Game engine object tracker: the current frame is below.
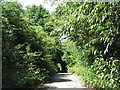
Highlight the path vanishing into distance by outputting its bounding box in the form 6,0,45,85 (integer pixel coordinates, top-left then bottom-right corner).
38,73,87,89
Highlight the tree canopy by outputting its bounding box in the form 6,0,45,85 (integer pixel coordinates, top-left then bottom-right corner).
2,0,120,89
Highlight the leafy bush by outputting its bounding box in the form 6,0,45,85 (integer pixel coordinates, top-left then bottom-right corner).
2,1,61,88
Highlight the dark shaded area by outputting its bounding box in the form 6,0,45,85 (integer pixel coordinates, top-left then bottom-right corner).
54,49,68,73
52,79,71,82
49,73,72,83
60,61,67,73
36,86,57,89
57,61,67,73
44,73,72,84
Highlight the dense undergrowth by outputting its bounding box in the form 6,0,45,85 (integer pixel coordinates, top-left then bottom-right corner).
62,39,120,89
2,1,62,88
1,0,120,89
59,1,120,89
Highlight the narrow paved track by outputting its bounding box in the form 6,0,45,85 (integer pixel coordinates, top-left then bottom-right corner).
38,73,87,88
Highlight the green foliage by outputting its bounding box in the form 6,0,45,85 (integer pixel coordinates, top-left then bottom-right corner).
25,5,50,26
59,1,120,89
2,1,61,88
62,40,120,89
2,0,120,89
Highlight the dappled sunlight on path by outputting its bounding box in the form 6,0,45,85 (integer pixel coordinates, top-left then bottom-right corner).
38,73,87,88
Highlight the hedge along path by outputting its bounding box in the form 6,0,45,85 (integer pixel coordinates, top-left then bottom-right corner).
38,73,87,88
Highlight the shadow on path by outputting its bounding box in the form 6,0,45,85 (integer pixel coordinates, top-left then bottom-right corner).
37,73,87,89
52,78,71,82
49,73,72,83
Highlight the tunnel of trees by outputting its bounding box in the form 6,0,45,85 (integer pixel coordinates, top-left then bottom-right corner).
1,0,120,89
